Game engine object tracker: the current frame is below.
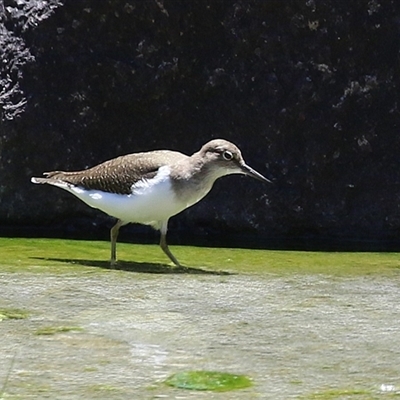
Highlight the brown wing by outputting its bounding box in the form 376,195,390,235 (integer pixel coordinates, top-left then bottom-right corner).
40,150,188,195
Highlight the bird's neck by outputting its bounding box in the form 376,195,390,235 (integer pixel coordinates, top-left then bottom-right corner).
169,154,224,206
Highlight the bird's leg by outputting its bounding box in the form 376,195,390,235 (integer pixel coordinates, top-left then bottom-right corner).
159,220,181,267
110,219,124,267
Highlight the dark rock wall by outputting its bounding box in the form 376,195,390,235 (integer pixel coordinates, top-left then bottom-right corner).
1,0,400,244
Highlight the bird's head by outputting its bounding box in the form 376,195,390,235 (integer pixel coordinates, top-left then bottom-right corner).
198,139,271,183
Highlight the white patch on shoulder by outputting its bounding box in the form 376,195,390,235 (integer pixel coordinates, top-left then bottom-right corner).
131,165,171,195
57,165,188,227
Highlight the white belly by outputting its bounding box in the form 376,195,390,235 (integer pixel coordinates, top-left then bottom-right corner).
59,166,190,227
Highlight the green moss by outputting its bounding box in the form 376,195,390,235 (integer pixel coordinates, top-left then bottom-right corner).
165,370,252,392
0,308,29,320
34,326,83,335
1,237,400,277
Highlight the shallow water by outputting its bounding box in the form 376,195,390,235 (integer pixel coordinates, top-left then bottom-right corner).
1,270,400,399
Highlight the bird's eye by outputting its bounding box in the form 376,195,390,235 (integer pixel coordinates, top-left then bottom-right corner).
222,151,233,161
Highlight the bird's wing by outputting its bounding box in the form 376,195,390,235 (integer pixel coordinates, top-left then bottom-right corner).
33,150,188,195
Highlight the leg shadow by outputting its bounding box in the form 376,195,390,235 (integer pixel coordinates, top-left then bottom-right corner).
30,257,232,275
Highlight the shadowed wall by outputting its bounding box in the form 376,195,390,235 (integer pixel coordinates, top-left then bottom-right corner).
1,0,400,246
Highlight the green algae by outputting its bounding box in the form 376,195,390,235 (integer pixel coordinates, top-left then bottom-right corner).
1,237,400,277
165,370,252,392
34,326,83,335
0,308,29,321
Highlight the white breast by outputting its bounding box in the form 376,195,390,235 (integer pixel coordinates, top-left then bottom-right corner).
60,166,189,228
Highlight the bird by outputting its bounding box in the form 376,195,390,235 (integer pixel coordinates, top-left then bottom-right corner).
31,139,271,267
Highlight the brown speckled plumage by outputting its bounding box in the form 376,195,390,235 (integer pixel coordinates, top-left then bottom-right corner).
35,151,188,194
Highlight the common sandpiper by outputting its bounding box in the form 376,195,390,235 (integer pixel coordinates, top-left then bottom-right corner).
31,139,270,267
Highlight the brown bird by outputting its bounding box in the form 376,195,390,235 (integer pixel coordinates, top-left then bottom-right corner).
31,139,270,267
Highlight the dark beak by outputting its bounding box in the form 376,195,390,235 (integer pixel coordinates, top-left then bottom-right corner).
241,163,272,183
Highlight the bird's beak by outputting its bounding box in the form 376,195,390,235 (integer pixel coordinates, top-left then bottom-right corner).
241,163,272,183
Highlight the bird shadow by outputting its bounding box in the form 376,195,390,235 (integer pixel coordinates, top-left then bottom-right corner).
30,257,232,275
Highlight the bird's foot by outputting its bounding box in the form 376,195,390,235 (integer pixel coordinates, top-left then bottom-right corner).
172,264,190,273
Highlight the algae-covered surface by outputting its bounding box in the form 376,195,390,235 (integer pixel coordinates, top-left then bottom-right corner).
1,238,400,399
165,370,252,391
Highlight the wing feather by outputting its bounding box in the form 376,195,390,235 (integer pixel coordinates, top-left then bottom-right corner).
34,150,188,195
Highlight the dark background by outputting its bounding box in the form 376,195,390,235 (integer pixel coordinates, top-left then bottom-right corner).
1,0,400,250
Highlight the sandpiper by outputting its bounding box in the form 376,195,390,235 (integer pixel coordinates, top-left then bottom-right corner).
31,139,270,267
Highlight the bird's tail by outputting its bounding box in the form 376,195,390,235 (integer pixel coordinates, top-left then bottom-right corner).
31,171,70,188
31,177,49,184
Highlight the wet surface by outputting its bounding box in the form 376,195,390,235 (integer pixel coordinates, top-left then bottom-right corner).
1,269,400,398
